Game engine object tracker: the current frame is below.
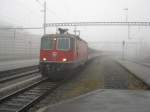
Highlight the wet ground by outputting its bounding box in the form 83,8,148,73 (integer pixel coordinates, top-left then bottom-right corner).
28,56,149,112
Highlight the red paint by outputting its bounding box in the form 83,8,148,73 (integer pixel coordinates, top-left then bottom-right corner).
40,50,75,62
40,34,88,65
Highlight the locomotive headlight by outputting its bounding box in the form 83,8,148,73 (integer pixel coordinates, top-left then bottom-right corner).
62,58,67,62
43,58,47,61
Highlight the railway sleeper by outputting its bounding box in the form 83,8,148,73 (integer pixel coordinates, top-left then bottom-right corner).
10,98,31,103
3,102,23,107
1,103,22,108
0,107,17,112
16,96,36,100
20,93,39,98
28,89,46,93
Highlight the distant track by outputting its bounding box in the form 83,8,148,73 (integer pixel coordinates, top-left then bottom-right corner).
0,69,39,83
125,59,150,68
132,61,150,68
0,66,39,83
116,59,150,88
0,78,61,112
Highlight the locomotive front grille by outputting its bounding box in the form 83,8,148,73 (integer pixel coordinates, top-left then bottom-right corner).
52,52,58,58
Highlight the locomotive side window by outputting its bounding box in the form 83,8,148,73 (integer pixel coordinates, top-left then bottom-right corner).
41,38,54,50
57,38,70,50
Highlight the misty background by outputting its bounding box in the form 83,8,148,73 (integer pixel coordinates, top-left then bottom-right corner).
0,0,150,62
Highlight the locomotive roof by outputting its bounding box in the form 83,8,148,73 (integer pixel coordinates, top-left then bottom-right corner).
42,33,87,44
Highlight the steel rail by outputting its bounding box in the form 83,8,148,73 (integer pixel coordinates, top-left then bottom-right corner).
0,78,60,112
0,78,46,103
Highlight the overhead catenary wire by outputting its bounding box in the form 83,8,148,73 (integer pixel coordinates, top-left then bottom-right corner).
35,0,65,22
0,27,43,30
45,21,150,27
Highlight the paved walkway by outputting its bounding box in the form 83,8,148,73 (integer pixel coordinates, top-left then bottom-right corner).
117,59,150,86
38,89,150,112
0,59,39,71
36,57,150,112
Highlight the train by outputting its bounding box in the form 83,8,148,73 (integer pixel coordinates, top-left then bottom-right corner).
39,28,88,80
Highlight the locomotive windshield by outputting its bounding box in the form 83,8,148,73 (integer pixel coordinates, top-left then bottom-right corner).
41,38,54,50
57,38,70,50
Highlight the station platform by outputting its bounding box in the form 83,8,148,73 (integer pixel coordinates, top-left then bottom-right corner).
38,89,150,112
118,59,150,86
37,58,150,112
0,59,39,71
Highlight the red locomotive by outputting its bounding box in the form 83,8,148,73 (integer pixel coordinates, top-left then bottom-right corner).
39,28,88,80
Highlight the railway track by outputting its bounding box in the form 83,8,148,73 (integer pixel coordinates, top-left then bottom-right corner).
0,78,60,112
0,62,88,112
121,59,150,68
116,60,150,89
129,60,150,68
0,66,39,83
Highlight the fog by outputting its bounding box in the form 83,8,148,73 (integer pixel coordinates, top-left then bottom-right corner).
0,0,150,62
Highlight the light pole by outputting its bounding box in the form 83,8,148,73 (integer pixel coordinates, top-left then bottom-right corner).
36,0,46,35
123,8,128,22
13,29,16,58
122,40,125,60
74,25,77,35
123,8,130,39
43,0,46,35
122,8,129,60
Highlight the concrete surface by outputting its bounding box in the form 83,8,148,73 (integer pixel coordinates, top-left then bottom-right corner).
38,89,150,112
0,59,39,71
118,59,150,86
34,57,149,112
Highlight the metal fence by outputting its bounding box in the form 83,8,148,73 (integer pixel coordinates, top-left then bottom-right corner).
0,29,41,61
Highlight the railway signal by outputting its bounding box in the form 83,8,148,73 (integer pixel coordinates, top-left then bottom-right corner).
122,40,125,60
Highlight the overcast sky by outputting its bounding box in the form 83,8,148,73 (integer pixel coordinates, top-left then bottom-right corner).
0,0,150,41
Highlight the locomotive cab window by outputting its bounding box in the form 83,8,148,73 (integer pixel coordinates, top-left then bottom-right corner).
41,38,54,50
57,38,70,50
